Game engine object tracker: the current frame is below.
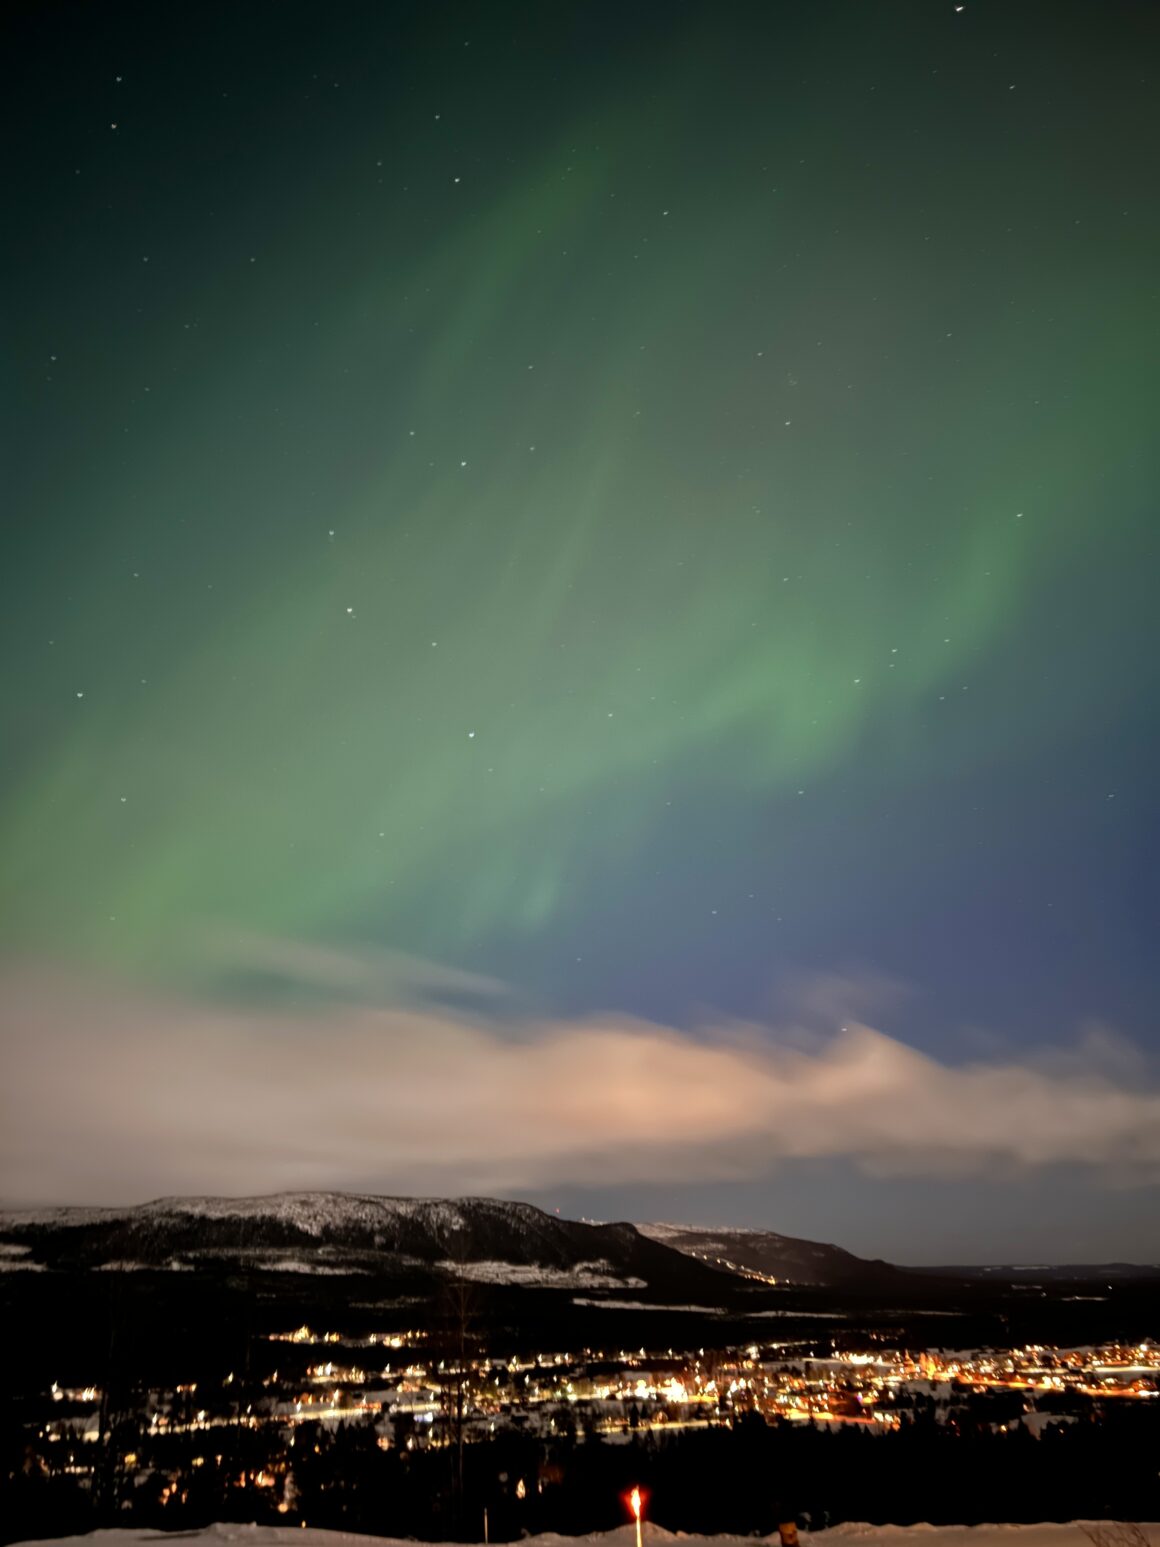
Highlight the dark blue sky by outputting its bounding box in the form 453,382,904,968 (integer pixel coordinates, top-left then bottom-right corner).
3,0,1158,1258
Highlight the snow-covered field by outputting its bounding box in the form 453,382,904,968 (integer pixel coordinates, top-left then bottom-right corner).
12,1521,1157,1547
0,1242,43,1271
572,1297,723,1312
436,1258,647,1289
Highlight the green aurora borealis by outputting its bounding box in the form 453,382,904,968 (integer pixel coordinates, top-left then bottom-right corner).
3,0,1159,1251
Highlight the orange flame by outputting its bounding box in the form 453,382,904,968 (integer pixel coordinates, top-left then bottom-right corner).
629,1487,643,1521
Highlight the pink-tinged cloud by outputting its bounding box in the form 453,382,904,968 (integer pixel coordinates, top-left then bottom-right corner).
2,963,1158,1205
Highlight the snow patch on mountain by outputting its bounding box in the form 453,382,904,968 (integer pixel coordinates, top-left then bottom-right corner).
572,1297,723,1312
441,1259,646,1288
638,1221,766,1242
0,1244,44,1271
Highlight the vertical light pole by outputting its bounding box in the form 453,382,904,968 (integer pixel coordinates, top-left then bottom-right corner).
629,1486,643,1547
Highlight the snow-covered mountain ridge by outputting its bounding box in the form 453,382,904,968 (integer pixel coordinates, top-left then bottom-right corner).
0,1193,910,1290
0,1192,728,1295
3,1192,537,1237
637,1220,904,1286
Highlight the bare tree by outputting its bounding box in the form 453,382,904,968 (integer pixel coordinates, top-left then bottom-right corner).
431,1269,480,1528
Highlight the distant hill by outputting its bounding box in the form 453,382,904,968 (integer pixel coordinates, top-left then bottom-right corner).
9,1192,1152,1300
909,1261,1160,1283
0,1192,733,1299
0,1193,929,1295
637,1220,911,1287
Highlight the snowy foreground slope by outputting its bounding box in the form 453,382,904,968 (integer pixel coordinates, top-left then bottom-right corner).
12,1521,1158,1547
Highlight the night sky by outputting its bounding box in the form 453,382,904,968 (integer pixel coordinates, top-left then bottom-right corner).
3,0,1158,1261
